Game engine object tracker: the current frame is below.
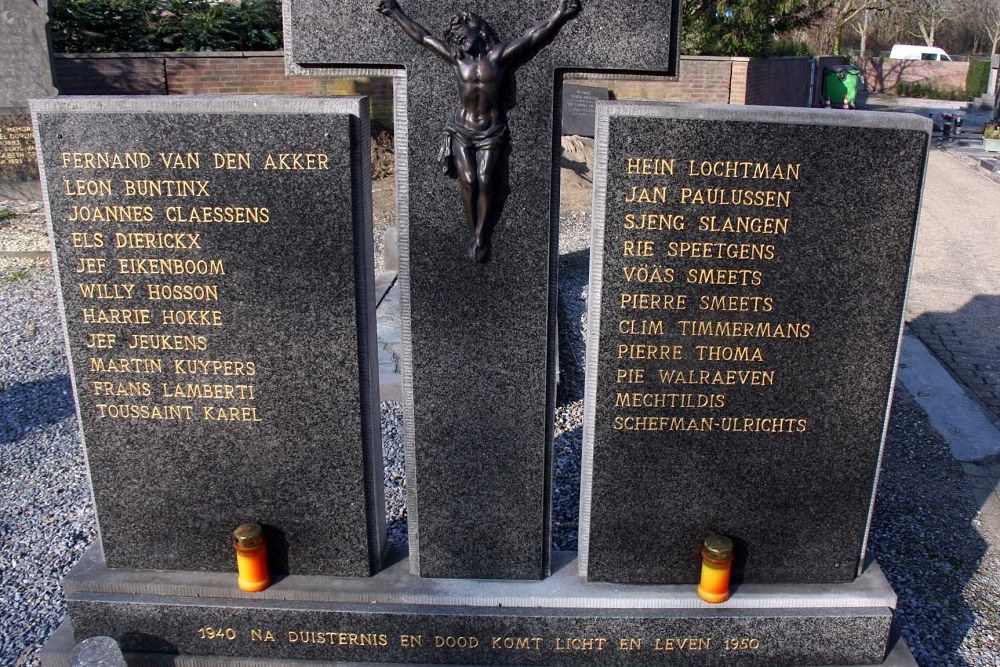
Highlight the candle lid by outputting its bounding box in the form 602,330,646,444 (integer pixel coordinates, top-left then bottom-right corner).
703,534,734,560
233,523,264,549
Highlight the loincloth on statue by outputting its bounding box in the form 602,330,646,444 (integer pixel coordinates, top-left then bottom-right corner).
437,118,508,177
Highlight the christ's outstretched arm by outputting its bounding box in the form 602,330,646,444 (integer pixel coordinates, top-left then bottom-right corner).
499,0,581,65
377,0,454,63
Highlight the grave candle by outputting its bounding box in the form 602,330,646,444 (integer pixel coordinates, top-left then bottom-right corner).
697,534,734,603
233,523,270,592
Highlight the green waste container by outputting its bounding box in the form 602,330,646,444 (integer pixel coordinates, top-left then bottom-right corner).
823,65,861,108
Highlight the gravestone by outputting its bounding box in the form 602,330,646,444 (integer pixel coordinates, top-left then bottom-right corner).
561,83,609,137
284,0,681,580
1,0,56,199
32,96,385,576
580,102,930,584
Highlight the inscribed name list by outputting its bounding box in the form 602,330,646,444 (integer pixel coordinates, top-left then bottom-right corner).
581,103,929,584
34,98,383,575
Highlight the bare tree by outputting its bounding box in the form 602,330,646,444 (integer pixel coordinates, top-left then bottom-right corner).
899,0,960,46
983,0,1000,56
826,0,894,54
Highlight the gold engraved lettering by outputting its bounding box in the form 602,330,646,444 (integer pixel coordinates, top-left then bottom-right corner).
698,295,773,313
123,179,209,197
658,369,774,386
679,188,791,208
666,241,775,261
68,205,154,223
625,186,668,203
626,157,674,175
622,265,674,284
620,293,687,311
617,319,664,336
78,283,134,300
623,240,654,256
173,359,256,377
89,357,162,373
613,416,715,432
75,258,106,274
619,638,642,651
164,206,269,224
250,629,276,642
615,368,645,384
213,153,251,170
654,637,712,651
60,152,151,169
617,344,682,360
686,268,762,286
399,635,423,648
719,417,807,433
114,232,201,249
147,284,219,302
262,153,330,170
491,637,543,651
698,215,789,235
161,309,223,326
85,334,116,349
554,638,607,652
434,636,480,649
615,393,725,409
81,308,150,325
64,179,112,196
694,345,764,362
159,152,201,169
95,403,194,420
679,320,809,339
686,160,800,180
624,213,684,231
202,406,262,422
162,383,254,400
128,334,208,351
118,258,224,276
71,232,104,249
92,381,151,397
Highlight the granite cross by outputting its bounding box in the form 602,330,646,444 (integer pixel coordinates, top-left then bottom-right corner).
284,0,679,579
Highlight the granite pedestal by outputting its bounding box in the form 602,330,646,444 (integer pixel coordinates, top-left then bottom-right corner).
41,542,914,667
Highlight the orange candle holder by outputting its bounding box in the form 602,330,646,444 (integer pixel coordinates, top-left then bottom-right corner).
697,534,734,604
233,523,270,592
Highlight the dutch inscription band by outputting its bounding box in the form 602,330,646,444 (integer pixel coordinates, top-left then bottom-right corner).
377,0,580,263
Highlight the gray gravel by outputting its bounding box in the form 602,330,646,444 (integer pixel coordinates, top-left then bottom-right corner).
1,204,998,666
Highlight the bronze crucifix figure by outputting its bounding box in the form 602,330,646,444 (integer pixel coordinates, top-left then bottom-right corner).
378,0,581,262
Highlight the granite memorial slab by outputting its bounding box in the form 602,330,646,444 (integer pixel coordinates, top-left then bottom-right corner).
283,0,681,580
32,96,385,576
0,0,56,198
580,102,931,584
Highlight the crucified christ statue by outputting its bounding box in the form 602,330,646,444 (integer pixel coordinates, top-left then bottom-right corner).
378,0,581,263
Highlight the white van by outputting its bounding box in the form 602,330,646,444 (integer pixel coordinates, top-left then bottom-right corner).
889,44,952,61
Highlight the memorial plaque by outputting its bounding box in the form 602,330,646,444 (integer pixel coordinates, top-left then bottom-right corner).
580,102,930,584
0,0,56,196
33,96,385,576
561,83,610,137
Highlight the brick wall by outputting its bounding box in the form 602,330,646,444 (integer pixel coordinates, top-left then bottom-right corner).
862,58,970,93
54,52,831,127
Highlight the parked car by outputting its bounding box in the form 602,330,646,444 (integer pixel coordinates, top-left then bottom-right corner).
889,44,952,61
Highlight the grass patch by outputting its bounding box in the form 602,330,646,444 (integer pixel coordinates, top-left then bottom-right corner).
895,81,972,101
2,268,31,283
0,208,17,227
